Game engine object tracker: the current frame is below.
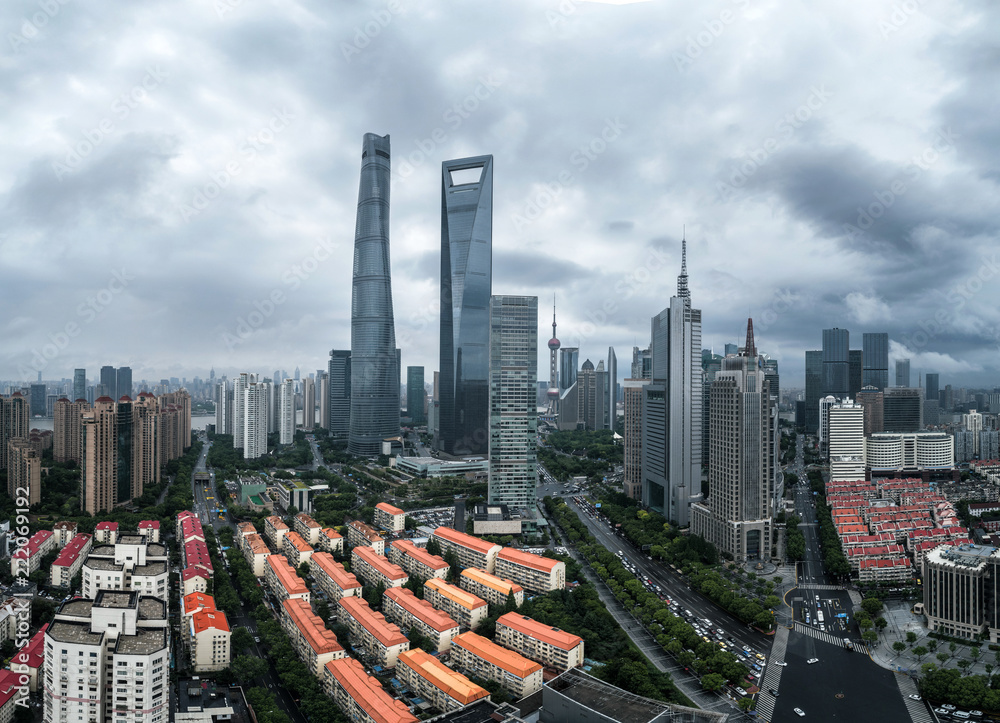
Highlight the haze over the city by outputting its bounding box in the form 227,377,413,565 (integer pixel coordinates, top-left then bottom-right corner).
2,0,998,388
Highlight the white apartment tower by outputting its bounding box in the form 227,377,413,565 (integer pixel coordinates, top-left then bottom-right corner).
244,380,269,460
233,372,251,449
829,399,865,482
279,379,295,445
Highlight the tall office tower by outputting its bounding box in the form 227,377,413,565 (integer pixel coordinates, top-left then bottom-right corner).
762,358,779,405
487,295,537,511
822,328,850,399
7,438,41,506
545,303,560,417
943,385,954,411
158,390,192,454
926,373,940,402
848,349,863,398
317,371,330,431
233,372,251,448
690,319,777,561
406,367,426,424
895,358,911,387
294,366,301,382
29,383,46,416
73,368,86,401
607,347,618,429
883,387,922,432
244,380,269,459
53,397,89,463
81,397,118,514
924,399,940,427
559,348,579,390
641,238,702,525
46,393,59,418
631,346,652,379
724,343,738,356
328,350,351,440
117,366,132,399
856,386,884,436
702,352,724,465
862,332,889,389
100,365,117,400
622,378,649,500
0,392,30,470
302,376,316,431
829,399,865,482
44,591,170,723
577,360,606,432
214,380,231,435
278,379,295,445
804,350,822,434
964,409,984,456
819,395,837,452
349,132,401,456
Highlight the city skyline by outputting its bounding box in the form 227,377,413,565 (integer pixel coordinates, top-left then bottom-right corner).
2,3,999,390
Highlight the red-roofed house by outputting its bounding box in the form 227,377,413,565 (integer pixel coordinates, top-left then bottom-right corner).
374,502,406,534
10,529,55,576
0,668,26,719
281,598,346,676
338,597,409,668
138,519,161,543
431,527,501,573
10,623,46,692
50,533,93,588
94,521,119,544
182,566,211,596
190,609,231,672
323,658,417,723
383,588,460,652
496,612,585,670
495,548,565,595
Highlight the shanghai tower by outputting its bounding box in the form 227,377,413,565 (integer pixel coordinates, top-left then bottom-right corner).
439,155,493,456
349,133,400,455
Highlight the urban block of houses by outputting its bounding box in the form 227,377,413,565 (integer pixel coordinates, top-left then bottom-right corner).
347,521,386,555
323,657,417,723
351,546,408,590
338,596,410,669
382,587,460,653
294,513,323,546
423,578,488,631
494,548,566,596
265,554,310,603
374,502,406,534
450,631,543,699
495,612,585,671
309,552,362,603
387,540,448,582
281,598,346,677
395,648,490,713
243,533,273,577
431,527,500,573
459,568,524,608
50,533,93,588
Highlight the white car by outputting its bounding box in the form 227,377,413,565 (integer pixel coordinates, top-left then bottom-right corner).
794,707,805,716
908,694,921,701
775,661,788,667
806,658,819,664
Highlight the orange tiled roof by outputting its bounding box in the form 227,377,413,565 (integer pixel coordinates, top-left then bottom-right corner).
324,658,417,723
192,609,230,634
285,531,314,553
282,598,344,655
391,540,448,572
312,552,362,591
452,632,542,678
497,613,583,651
460,568,522,596
266,555,309,596
354,546,408,581
432,527,500,556
398,649,489,705
384,588,459,633
376,502,405,516
497,547,562,573
424,578,487,611
339,597,408,648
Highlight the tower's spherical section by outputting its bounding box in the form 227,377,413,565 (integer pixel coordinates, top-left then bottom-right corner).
548,337,561,350
547,388,560,399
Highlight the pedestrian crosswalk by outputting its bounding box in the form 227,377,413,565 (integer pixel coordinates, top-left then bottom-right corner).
896,672,933,723
797,583,843,590
792,622,869,655
755,627,788,722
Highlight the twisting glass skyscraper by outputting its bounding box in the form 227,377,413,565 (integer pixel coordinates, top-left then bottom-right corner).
349,133,400,456
439,155,493,456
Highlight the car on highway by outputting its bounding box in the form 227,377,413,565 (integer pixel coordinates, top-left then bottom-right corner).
806,658,819,664
775,661,788,666
254,636,261,643
908,694,921,701
769,688,779,697
793,707,805,716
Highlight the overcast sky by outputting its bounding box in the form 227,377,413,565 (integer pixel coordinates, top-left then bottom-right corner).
2,0,998,390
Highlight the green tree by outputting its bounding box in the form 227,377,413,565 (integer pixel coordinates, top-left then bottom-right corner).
906,631,918,646
738,698,754,713
892,641,906,656
861,596,883,617
937,652,950,665
231,628,254,652
912,646,928,662
875,617,888,632
426,538,442,556
701,673,725,693
231,655,269,684
298,562,311,578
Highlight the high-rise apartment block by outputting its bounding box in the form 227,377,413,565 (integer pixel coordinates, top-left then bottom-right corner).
52,397,88,464
7,438,41,506
244,379,269,459
691,320,778,561
349,133,401,456
622,378,649,500
439,155,493,456
302,376,315,431
278,379,295,445
828,400,865,482
233,373,250,449
214,380,232,435
0,393,30,471
487,295,538,512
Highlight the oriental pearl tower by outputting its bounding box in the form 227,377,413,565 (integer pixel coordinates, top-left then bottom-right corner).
546,297,560,418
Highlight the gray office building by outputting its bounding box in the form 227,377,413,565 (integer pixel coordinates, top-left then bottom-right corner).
805,350,822,434
29,383,46,417
73,369,86,401
895,358,911,388
849,349,863,398
100,365,117,400
328,351,351,440
116,366,132,400
439,155,493,456
884,387,922,433
559,347,579,390
863,332,889,389
487,295,538,511
606,346,617,430
822,328,850,399
348,133,400,456
406,366,426,425
926,373,940,402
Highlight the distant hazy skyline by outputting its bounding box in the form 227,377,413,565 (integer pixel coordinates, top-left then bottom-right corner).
2,1,998,389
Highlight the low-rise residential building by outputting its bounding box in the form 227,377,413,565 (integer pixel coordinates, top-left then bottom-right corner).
396,649,490,713
181,567,211,596
431,527,501,573
282,531,315,569
294,513,322,546
281,598,346,677
81,537,169,602
347,520,385,555
323,657,417,723
495,613,585,671
182,592,217,625
459,568,524,608
451,631,543,699
310,552,362,603
176,510,197,537
319,527,345,554
387,540,448,581
383,588,460,653
138,520,161,543
374,502,406,535
190,608,231,672
50,533,93,588
52,521,79,547
264,515,290,549
236,521,258,549
494,548,565,596
243,533,272,577
93,521,119,544
11,623,46,692
10,529,55,577
265,554,310,603
352,546,408,590
338,596,410,668
423,578,488,631
0,668,27,721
